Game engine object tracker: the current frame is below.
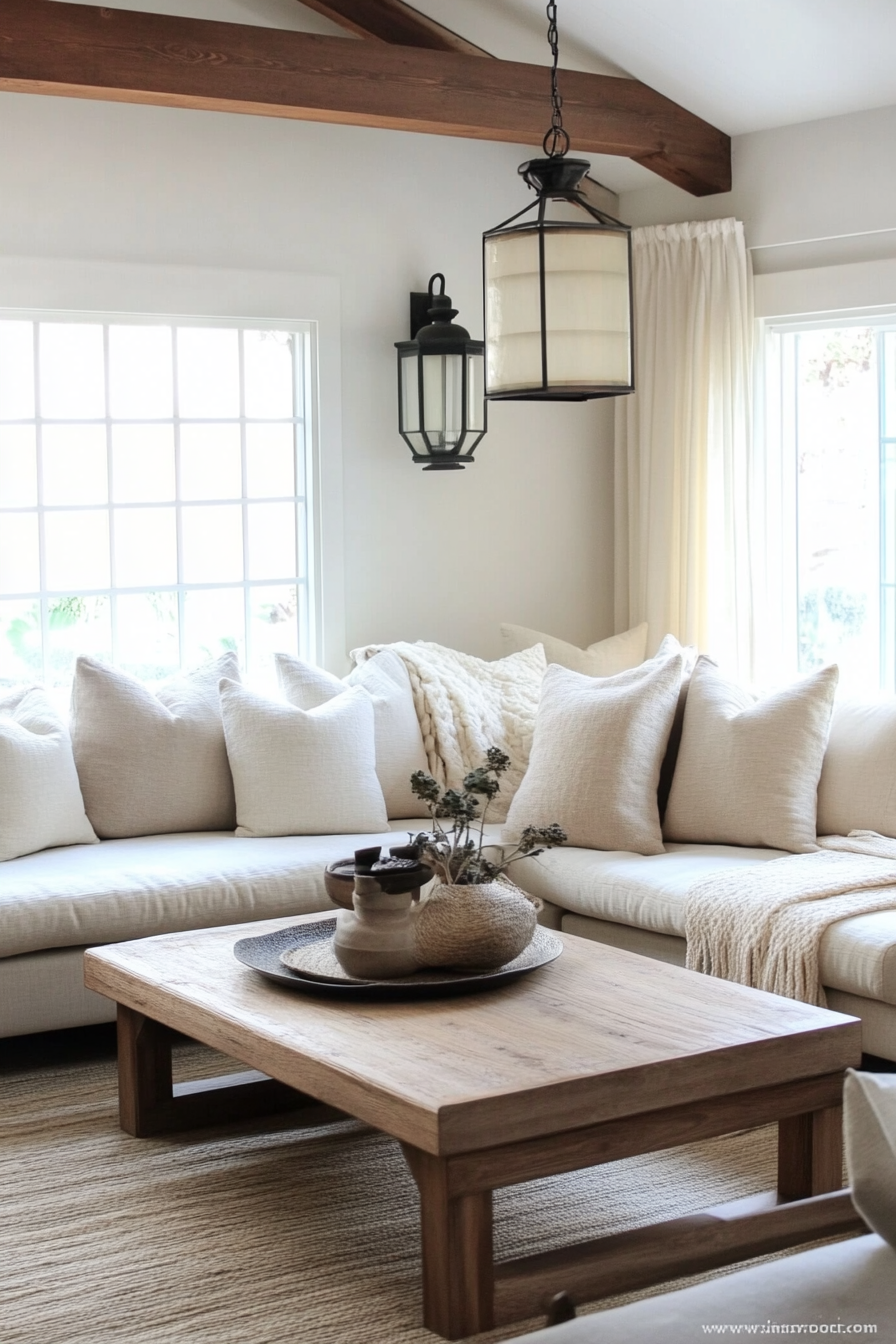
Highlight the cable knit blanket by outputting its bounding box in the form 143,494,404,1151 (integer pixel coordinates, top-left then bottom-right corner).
686,831,896,1007
350,641,547,822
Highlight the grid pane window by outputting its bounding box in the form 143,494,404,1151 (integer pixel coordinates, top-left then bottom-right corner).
0,315,312,690
772,322,896,692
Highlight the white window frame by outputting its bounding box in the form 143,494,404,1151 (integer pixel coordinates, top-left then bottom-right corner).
0,257,345,671
753,258,896,688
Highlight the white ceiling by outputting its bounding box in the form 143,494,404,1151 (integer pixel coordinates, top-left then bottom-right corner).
412,0,896,138
47,0,896,194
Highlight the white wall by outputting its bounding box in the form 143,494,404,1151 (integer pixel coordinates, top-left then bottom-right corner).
0,90,614,670
620,103,896,277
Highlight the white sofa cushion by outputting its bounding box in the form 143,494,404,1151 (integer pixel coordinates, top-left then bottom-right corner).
664,657,838,853
505,1234,895,1344
818,697,896,838
70,654,238,839
515,840,896,1006
0,687,97,861
220,679,389,837
845,1069,896,1249
504,655,682,855
513,842,785,937
0,823,431,958
275,650,428,818
499,621,649,676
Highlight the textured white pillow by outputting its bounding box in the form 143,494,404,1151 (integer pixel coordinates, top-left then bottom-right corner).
817,698,896,838
0,687,98,861
500,621,649,677
71,654,239,839
219,679,388,837
844,1069,896,1248
503,655,683,855
275,650,428,817
663,658,838,853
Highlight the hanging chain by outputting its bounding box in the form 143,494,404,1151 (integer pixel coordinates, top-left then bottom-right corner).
543,0,569,158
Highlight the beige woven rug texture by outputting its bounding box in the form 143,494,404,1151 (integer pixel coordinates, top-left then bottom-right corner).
0,1043,837,1344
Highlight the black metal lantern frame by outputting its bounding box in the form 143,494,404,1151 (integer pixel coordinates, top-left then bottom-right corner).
481,1,635,403
395,274,487,471
483,157,635,402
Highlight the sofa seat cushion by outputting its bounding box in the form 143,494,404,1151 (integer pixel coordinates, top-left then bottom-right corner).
507,1234,894,1344
821,910,896,1007
512,842,786,938
0,822,429,959
514,842,896,1007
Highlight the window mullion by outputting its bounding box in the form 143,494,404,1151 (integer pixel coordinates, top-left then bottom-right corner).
239,329,251,676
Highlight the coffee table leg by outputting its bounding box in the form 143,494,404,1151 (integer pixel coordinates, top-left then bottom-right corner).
777,1102,843,1200
402,1144,495,1339
118,1004,175,1136
116,1004,347,1137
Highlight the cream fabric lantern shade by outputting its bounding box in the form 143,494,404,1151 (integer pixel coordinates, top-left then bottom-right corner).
483,159,635,401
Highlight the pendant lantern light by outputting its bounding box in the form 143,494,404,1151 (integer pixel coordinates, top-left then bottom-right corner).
395,273,487,470
483,2,635,402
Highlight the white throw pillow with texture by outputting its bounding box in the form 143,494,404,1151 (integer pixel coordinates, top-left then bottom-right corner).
844,1069,896,1248
71,654,239,839
219,678,388,837
503,654,683,855
663,657,838,853
275,650,428,817
0,687,98,861
817,698,896,838
500,621,649,677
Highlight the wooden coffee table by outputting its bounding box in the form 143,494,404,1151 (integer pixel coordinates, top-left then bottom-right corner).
84,913,865,1340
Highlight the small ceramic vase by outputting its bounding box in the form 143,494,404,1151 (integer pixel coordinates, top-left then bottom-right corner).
413,879,537,971
333,874,421,979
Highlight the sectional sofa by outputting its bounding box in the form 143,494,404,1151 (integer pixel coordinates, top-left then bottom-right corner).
2,637,896,1063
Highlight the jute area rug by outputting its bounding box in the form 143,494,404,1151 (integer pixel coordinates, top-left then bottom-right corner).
0,1039,834,1344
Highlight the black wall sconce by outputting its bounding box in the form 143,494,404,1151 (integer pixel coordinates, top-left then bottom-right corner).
395,273,487,470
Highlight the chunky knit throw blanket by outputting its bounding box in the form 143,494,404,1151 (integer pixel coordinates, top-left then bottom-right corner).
686,831,896,1007
350,641,547,822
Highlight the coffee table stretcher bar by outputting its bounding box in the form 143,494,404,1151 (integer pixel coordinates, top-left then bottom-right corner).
84,915,865,1341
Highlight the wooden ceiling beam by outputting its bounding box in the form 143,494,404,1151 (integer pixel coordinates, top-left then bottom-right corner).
297,0,490,57
0,1,731,196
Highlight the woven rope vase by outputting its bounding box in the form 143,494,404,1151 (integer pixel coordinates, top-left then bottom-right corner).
413,879,537,971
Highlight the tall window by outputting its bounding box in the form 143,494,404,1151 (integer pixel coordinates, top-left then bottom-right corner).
0,315,314,691
765,318,896,693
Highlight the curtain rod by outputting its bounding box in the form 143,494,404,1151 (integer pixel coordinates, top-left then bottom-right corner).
747,225,896,253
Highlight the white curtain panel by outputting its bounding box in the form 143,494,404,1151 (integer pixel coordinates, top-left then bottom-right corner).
614,218,755,677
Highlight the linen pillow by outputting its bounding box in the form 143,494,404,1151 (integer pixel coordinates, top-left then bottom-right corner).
275,650,428,818
663,657,839,853
503,654,683,855
0,687,98,861
844,1069,896,1248
219,678,388,837
500,621,649,677
349,640,548,822
817,698,896,838
71,654,239,839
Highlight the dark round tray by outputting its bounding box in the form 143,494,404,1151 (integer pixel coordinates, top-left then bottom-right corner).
233,918,562,1001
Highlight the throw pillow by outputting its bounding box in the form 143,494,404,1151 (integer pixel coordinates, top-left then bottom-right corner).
349,640,548,823
663,658,839,853
817,698,896,838
844,1069,896,1248
499,621,649,676
219,679,388,837
275,650,428,818
503,654,683,855
71,653,239,839
0,687,98,861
